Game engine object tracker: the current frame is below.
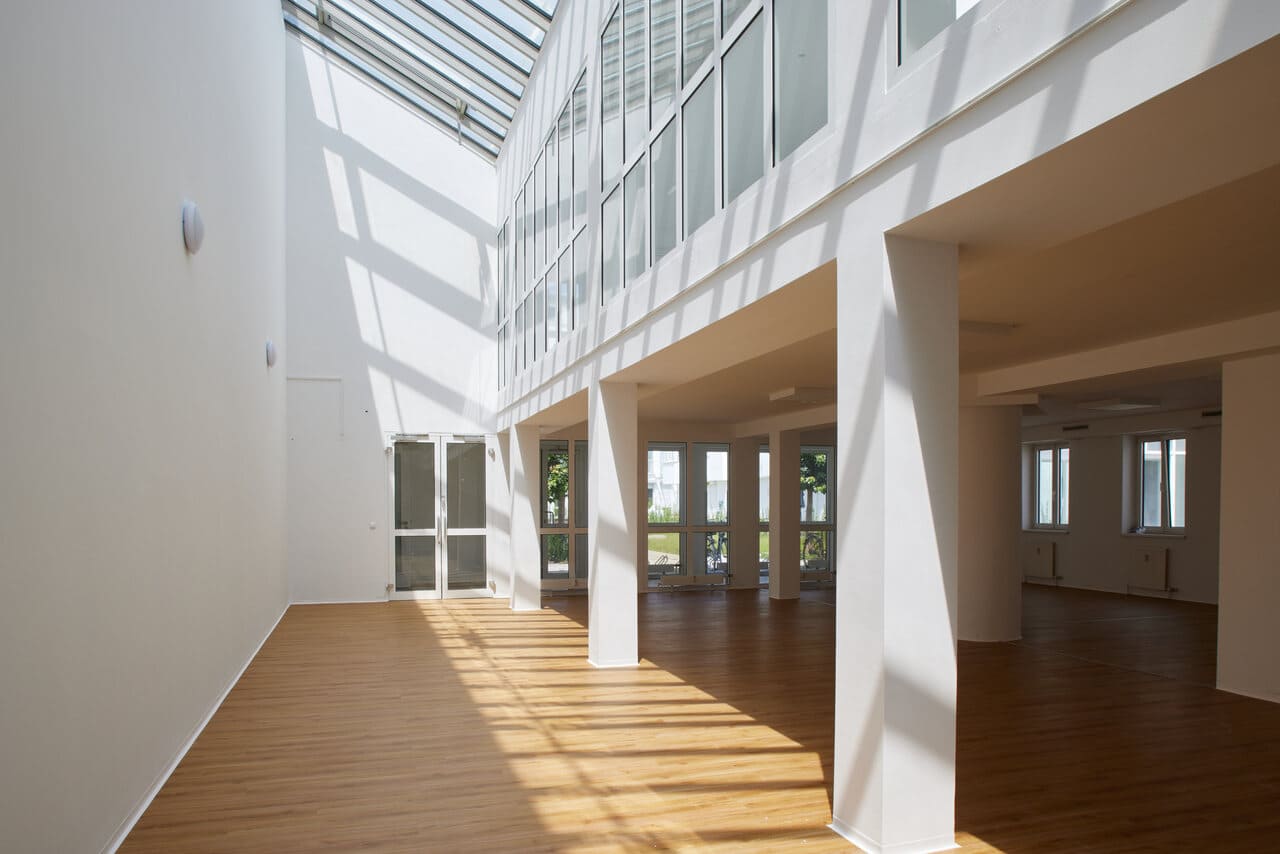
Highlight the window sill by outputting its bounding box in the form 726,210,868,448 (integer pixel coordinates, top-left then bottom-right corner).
1023,528,1068,534
1122,531,1186,540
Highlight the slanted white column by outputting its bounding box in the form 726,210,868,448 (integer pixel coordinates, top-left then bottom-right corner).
1218,352,1280,702
958,405,1023,642
509,421,542,612
588,380,639,667
832,235,958,853
768,429,801,600
729,436,761,589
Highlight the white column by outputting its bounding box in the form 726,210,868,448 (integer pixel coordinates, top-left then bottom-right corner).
488,431,513,599
958,405,1022,642
509,421,542,612
588,380,639,667
729,436,761,589
1218,352,1280,702
768,429,801,599
832,235,958,853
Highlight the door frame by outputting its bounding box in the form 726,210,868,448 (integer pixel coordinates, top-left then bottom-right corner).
386,432,494,600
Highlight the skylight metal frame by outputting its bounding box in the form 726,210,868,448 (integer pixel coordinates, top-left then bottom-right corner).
282,0,559,161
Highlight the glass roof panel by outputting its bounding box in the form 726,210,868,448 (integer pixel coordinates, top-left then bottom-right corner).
282,0,558,161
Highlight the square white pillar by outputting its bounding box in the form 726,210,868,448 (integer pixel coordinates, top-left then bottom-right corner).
832,235,959,853
958,405,1023,642
588,380,639,667
509,422,542,612
1218,352,1280,702
729,436,762,589
769,429,802,599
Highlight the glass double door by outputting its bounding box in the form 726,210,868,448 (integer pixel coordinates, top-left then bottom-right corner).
392,435,489,599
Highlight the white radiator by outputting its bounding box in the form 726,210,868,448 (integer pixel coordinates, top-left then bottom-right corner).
1129,547,1170,591
1022,541,1057,580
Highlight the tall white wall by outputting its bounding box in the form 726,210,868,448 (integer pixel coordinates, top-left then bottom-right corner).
1218,353,1280,702
284,38,498,603
0,4,287,851
1018,418,1221,604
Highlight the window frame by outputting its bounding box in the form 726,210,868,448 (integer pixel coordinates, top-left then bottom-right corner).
1136,435,1187,534
1031,443,1070,530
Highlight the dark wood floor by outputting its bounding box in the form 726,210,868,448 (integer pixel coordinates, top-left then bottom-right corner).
123,585,1280,852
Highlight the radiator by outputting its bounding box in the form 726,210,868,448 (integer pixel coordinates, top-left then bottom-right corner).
1022,540,1057,580
657,574,726,588
1129,547,1170,591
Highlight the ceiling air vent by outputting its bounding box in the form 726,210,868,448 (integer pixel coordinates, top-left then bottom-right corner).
1062,424,1090,432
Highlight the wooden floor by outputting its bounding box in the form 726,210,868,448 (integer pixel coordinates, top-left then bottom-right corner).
123,586,1280,852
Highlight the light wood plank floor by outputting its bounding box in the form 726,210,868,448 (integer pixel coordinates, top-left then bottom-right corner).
123,587,1280,852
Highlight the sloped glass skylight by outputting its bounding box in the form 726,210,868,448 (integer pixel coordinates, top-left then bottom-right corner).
283,0,558,161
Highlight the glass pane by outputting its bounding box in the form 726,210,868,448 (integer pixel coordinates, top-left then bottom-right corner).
515,190,525,296
541,440,570,527
800,530,831,571
683,0,714,85
447,441,486,529
652,119,678,262
395,535,436,591
533,281,545,360
623,0,647,155
497,226,506,319
573,232,589,328
648,531,684,582
723,13,764,204
691,443,729,525
394,442,435,529
648,443,684,523
703,531,729,574
1037,447,1054,526
574,532,589,583
775,0,828,161
900,0,977,63
723,0,751,35
1142,440,1163,527
683,71,716,235
498,326,505,390
534,153,545,274
624,157,647,284
542,533,570,580
1168,438,1186,527
759,448,770,522
1058,447,1070,526
573,78,589,225
602,187,622,303
758,530,769,582
558,106,572,244
800,446,832,523
523,295,533,367
523,178,533,290
651,0,678,119
544,140,556,261
514,304,524,373
546,262,559,348
574,441,589,528
446,535,486,590
601,11,623,187
558,248,571,340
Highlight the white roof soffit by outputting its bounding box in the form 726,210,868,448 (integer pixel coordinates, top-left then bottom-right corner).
282,0,558,162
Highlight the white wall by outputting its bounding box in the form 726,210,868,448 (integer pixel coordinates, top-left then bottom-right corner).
0,4,287,851
1218,353,1280,701
284,38,499,603
1019,415,1222,604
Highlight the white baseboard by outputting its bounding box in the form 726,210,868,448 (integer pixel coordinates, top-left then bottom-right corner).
291,598,387,605
102,603,290,854
1217,683,1280,705
828,819,957,854
589,658,640,669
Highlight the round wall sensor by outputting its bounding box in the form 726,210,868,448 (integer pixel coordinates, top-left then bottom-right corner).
265,339,278,368
181,201,204,254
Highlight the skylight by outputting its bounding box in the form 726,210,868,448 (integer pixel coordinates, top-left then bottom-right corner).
283,0,558,161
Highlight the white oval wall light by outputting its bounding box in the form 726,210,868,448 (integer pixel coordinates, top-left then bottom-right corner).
181,201,204,254
265,339,278,368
